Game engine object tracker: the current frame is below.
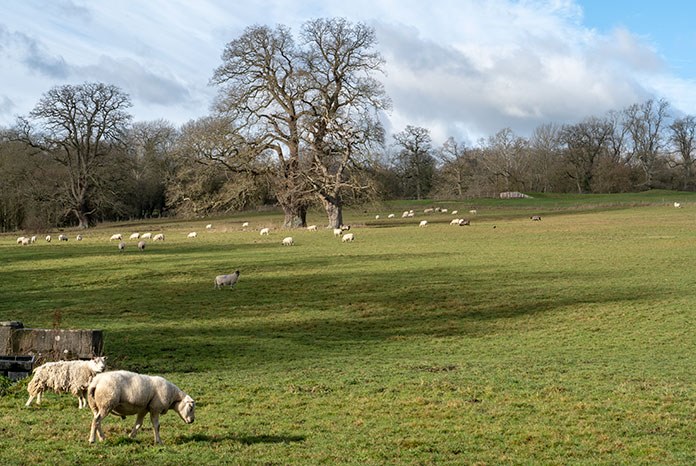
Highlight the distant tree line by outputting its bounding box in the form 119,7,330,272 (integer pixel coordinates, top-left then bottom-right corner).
1,19,695,233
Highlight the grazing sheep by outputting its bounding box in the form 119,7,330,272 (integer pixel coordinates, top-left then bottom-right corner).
531,215,542,221
401,211,409,218
242,222,249,228
333,228,343,237
21,237,30,245
469,209,478,215
87,370,195,444
387,213,395,218
110,234,122,241
206,224,212,229
307,225,318,231
59,234,68,241
450,218,461,225
458,219,470,226
141,232,152,239
76,234,83,241
129,233,140,240
451,210,458,215
153,233,165,241
214,270,240,289
441,208,448,213
407,211,415,217
45,235,52,242
282,236,294,246
17,236,25,244
674,202,682,208
375,215,380,219
260,228,270,236
424,208,434,214
30,235,37,243
26,356,107,409
187,232,198,238
340,225,351,231
342,233,355,242
118,241,126,252
138,241,146,251
419,220,428,227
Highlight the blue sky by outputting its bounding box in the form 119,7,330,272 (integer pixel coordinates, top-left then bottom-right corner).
1,0,695,144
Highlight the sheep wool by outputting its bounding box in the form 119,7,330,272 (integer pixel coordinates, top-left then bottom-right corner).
88,370,195,444
342,233,355,242
214,270,240,289
26,356,107,409
282,236,294,246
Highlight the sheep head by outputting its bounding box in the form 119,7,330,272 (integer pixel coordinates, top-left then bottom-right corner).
175,395,195,424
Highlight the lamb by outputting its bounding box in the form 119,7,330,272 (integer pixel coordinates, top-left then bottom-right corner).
333,228,343,237
458,219,470,226
76,234,83,241
110,233,122,241
307,225,318,231
187,232,198,238
138,240,146,251
17,236,25,244
214,270,240,289
530,215,542,221
282,236,294,246
45,235,52,242
451,210,458,215
59,234,68,241
141,232,152,239
419,220,428,227
118,241,126,252
242,222,250,228
387,213,395,218
87,370,195,444
401,211,409,218
153,233,165,241
205,223,213,229
26,356,107,409
375,215,380,219
342,233,355,242
21,237,30,245
674,202,682,208
260,228,270,236
129,233,140,240
450,218,461,225
30,235,37,243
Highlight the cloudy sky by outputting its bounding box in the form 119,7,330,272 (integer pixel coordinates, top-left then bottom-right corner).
1,0,695,144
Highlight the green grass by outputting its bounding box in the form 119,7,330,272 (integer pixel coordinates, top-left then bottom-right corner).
1,191,696,464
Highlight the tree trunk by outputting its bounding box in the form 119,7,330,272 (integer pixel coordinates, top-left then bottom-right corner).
321,196,343,229
282,204,307,228
74,210,90,229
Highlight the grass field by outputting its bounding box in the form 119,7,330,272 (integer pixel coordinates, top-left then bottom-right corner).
1,191,695,465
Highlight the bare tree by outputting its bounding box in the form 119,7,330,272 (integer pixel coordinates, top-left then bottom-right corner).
624,99,670,188
560,117,613,193
392,125,436,200
434,137,481,198
211,24,311,227
481,128,529,193
15,82,132,228
301,18,389,228
669,115,696,190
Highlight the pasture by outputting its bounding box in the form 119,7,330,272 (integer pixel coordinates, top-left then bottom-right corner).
1,191,695,464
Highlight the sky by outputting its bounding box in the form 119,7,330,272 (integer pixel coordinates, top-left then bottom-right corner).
1,0,695,145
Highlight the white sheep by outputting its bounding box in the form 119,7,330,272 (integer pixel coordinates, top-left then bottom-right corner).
206,224,213,229
674,202,682,208
30,235,37,243
419,220,428,227
187,232,198,238
424,208,434,214
76,234,83,241
282,236,294,246
118,241,126,252
441,208,448,213
307,225,318,231
87,370,195,444
129,232,140,240
45,235,52,242
342,233,355,242
451,210,458,215
242,222,250,228
450,218,461,225
375,215,380,219
110,233,122,241
387,214,395,218
531,215,542,221
138,240,146,251
402,211,409,218
21,237,30,245
141,232,152,239
26,356,107,409
469,209,478,215
260,228,270,236
214,270,240,289
16,236,25,244
153,233,165,241
59,234,68,241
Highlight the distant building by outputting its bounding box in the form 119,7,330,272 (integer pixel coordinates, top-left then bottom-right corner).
499,191,532,199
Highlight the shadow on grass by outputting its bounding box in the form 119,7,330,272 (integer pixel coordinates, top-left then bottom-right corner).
175,432,306,445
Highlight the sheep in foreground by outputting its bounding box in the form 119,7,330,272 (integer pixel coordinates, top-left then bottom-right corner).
214,270,240,289
342,233,355,242
26,356,107,409
260,227,270,236
87,370,195,444
282,236,294,246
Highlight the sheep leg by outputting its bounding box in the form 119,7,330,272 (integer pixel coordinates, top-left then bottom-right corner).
150,412,162,444
129,412,146,439
25,394,35,407
89,411,106,443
